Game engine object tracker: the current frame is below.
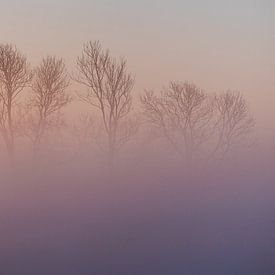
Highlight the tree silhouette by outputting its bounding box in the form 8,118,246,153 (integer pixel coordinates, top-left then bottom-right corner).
0,44,32,161
212,90,255,161
27,56,70,156
75,41,135,168
141,82,254,168
141,82,213,167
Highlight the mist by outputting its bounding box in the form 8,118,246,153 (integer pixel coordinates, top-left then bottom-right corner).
0,1,274,273
0,132,275,274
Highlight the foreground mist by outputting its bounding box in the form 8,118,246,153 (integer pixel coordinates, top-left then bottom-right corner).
0,144,274,275
0,41,273,274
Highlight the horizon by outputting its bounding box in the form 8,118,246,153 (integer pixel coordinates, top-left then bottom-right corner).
0,0,274,138
0,1,274,274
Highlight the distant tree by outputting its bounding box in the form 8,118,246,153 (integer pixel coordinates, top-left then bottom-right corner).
27,56,70,156
0,44,32,161
141,82,254,168
75,41,135,168
141,82,213,168
212,90,254,161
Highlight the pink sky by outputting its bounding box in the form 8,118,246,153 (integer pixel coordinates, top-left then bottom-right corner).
0,0,274,136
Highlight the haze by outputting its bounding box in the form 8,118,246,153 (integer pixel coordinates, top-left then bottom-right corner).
0,0,274,134
1,1,275,274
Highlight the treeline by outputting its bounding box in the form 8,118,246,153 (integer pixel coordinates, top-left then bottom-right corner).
0,41,254,169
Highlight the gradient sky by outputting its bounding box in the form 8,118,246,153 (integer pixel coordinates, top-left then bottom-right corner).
0,0,274,135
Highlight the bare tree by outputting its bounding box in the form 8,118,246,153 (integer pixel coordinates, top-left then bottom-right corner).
141,82,213,168
27,56,70,155
141,82,254,168
212,90,254,160
75,41,135,168
0,44,32,160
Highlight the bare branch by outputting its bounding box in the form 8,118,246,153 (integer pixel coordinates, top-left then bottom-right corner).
75,41,135,167
27,56,70,155
0,44,32,160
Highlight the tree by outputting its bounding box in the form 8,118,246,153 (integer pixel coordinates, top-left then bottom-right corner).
141,82,254,168
212,90,254,161
27,56,70,155
0,44,32,161
75,41,135,168
141,82,213,168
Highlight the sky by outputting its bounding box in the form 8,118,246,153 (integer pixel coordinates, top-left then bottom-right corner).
1,2,275,273
0,0,274,135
